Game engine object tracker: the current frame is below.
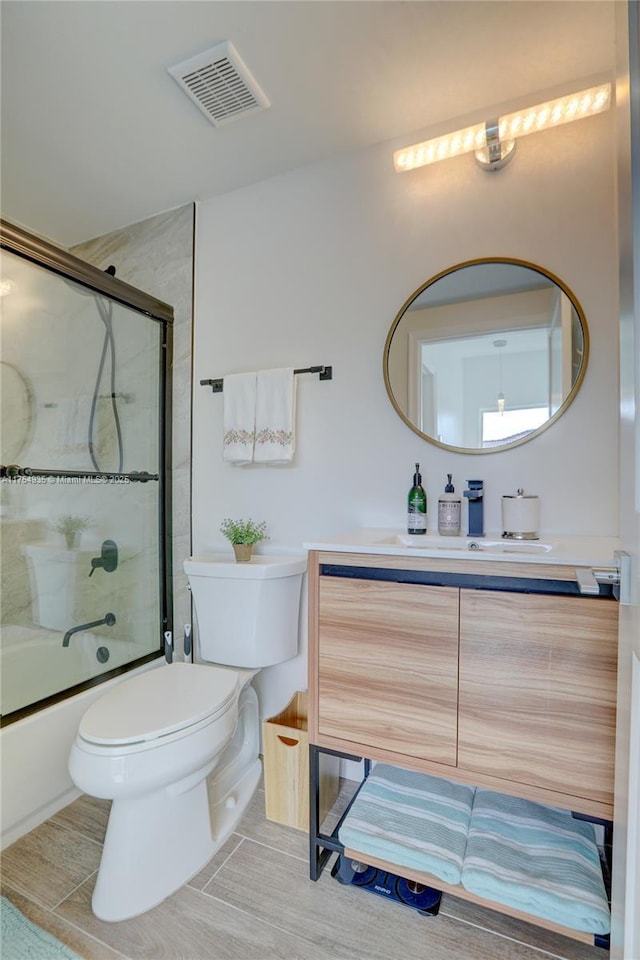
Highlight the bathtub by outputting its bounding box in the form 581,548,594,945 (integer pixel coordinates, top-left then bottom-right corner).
1,626,162,849
0,624,147,716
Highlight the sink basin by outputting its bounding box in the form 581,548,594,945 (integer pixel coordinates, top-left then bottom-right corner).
374,534,553,555
305,530,619,568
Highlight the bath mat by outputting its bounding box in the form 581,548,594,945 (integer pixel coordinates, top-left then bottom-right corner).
1,896,84,960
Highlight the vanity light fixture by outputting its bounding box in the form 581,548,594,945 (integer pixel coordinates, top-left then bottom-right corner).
393,83,611,173
494,339,506,415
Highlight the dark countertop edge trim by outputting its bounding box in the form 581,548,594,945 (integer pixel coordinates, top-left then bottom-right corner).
319,564,615,598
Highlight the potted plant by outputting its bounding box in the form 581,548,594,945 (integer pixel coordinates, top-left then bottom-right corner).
52,513,93,550
220,517,268,562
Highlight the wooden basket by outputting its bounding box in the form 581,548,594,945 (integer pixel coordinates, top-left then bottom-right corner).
262,691,338,831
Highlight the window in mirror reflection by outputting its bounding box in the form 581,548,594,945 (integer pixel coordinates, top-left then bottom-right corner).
482,406,549,447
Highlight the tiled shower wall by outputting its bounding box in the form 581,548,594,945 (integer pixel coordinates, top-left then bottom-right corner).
72,204,194,652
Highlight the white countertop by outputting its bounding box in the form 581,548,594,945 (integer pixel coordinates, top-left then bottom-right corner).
304,529,621,568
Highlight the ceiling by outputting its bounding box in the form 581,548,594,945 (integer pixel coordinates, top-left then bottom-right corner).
0,1,617,248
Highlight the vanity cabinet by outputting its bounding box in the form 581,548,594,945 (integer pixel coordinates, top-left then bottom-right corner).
308,551,619,819
318,576,459,765
458,589,618,809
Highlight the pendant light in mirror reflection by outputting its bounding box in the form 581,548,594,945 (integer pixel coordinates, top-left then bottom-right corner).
495,339,506,415
394,83,611,173
383,258,589,455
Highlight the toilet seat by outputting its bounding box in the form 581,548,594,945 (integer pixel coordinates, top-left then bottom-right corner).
78,662,240,747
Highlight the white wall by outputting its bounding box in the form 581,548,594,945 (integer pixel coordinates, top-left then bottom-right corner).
193,109,618,717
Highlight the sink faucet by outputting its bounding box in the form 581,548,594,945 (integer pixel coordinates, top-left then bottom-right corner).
63,612,116,648
463,480,484,537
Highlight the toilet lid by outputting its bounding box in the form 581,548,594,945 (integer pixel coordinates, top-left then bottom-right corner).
78,662,240,746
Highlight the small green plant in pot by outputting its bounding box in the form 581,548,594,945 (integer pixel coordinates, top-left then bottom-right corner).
220,518,268,562
52,513,93,550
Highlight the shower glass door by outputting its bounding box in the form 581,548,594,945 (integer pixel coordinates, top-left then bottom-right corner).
0,225,172,722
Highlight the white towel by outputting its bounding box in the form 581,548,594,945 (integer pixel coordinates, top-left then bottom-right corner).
223,372,256,464
254,368,296,463
55,397,84,455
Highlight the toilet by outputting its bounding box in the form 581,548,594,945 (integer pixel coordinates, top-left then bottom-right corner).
68,554,306,922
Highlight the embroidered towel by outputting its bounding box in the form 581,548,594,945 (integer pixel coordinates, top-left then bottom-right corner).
223,372,256,464
56,397,84,455
254,368,296,463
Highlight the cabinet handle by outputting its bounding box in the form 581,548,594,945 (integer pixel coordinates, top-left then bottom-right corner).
576,568,599,595
277,735,299,747
576,559,627,599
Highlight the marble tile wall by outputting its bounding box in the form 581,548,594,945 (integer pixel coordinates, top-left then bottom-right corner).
71,204,194,654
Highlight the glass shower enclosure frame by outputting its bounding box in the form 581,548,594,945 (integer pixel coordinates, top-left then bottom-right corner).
0,219,173,724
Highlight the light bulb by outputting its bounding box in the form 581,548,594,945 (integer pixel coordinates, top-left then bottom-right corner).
393,122,486,171
394,83,611,174
498,83,611,142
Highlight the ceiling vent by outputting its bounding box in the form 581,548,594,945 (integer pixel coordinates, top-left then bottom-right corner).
168,41,270,127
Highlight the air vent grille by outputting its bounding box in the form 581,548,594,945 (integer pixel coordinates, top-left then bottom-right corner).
168,41,270,127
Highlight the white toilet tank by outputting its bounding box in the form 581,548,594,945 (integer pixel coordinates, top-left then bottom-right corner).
183,554,306,668
23,543,93,631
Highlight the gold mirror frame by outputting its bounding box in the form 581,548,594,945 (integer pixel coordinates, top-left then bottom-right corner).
383,257,589,454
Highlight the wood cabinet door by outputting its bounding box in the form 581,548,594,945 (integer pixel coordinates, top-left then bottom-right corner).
458,589,618,807
317,576,459,765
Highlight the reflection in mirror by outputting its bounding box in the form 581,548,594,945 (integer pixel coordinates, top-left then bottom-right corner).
0,361,34,462
384,259,588,453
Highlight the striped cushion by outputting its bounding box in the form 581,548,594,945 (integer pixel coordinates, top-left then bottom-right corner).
338,764,475,885
461,790,610,934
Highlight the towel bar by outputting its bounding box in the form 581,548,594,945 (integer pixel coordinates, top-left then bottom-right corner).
200,365,332,393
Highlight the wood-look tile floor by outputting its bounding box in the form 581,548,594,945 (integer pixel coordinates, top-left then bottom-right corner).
1,779,605,960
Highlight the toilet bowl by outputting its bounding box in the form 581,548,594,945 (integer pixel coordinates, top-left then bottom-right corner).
68,554,306,922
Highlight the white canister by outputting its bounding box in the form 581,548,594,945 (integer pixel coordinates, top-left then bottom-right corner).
501,488,540,540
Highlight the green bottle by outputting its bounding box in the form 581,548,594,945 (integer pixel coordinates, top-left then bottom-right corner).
407,462,427,534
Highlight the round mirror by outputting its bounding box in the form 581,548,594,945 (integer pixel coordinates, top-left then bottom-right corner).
383,258,588,453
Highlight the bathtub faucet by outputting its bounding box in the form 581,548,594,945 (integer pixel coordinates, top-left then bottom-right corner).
63,612,116,648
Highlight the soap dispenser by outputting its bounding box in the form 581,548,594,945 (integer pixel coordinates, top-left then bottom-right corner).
438,474,461,537
407,463,427,534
